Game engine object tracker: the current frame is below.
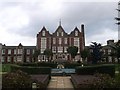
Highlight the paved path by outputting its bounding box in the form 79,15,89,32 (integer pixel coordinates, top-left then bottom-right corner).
47,76,74,89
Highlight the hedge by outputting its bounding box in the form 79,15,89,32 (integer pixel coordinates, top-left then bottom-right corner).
11,65,51,78
18,62,57,68
75,64,115,77
64,63,81,68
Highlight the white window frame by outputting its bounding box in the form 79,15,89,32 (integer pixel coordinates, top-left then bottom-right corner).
58,46,63,53
32,49,35,54
75,31,78,36
42,31,45,36
26,57,30,62
17,56,22,62
27,49,30,54
64,38,67,44
74,38,80,53
14,49,16,54
7,56,11,62
59,38,62,44
41,38,46,53
53,38,56,44
18,49,22,54
2,49,5,54
14,57,16,62
57,32,59,36
61,32,63,36
52,46,56,53
1,57,4,62
108,49,111,54
64,47,68,53
8,49,11,54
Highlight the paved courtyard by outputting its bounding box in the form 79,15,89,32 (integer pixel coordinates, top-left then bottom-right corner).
47,76,74,89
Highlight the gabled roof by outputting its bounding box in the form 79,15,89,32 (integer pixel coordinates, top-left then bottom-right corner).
37,26,51,37
52,25,68,36
69,26,81,36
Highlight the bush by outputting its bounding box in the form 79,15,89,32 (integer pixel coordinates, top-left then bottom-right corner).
2,70,32,89
75,64,115,77
92,73,115,89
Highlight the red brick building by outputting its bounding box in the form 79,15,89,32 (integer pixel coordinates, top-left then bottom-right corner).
37,24,85,62
1,43,35,63
1,23,85,63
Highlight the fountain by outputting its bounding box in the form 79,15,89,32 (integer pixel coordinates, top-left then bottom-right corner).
57,64,64,69
51,64,75,76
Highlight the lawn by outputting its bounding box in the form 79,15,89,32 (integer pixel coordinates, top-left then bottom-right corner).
1,64,13,72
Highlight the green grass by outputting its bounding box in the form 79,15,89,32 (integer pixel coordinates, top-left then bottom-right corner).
1,64,13,72
115,64,120,71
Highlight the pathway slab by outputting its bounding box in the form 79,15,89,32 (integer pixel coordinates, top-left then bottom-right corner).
47,76,74,89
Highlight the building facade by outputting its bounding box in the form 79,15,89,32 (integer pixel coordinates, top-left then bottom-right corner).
1,43,36,63
37,24,85,62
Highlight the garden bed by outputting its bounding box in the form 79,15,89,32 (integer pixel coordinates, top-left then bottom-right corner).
71,74,98,89
31,75,50,88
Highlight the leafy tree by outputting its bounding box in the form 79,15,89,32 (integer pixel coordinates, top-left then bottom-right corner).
33,49,40,62
109,41,120,63
67,46,78,61
2,70,32,89
81,49,90,63
43,49,53,62
90,42,103,64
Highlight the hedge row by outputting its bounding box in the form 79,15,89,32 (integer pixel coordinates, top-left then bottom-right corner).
18,62,82,69
75,64,115,77
18,62,57,68
11,65,51,77
64,63,81,68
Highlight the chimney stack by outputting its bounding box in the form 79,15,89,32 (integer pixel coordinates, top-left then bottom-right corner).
81,24,85,49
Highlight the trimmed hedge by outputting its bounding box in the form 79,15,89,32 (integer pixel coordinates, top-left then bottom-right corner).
11,65,51,76
75,64,115,77
64,63,81,68
37,62,57,68
18,62,57,68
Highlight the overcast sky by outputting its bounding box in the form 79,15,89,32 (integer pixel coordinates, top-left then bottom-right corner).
0,0,119,46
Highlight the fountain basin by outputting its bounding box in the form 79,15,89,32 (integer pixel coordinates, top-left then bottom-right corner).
51,69,75,76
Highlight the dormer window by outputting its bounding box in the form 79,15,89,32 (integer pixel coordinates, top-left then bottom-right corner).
42,31,45,36
75,31,78,36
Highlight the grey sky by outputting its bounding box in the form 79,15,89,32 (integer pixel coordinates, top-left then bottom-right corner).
0,0,118,46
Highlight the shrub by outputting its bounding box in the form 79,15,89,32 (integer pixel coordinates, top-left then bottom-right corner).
92,73,115,89
75,64,115,77
2,70,32,89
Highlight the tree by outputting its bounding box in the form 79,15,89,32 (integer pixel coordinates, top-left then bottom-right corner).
2,70,32,89
90,42,103,64
80,49,90,63
109,41,120,63
67,46,78,61
33,49,40,62
43,49,53,62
